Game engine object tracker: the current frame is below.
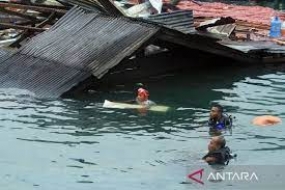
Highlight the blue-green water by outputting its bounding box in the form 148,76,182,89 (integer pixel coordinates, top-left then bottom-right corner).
0,64,285,189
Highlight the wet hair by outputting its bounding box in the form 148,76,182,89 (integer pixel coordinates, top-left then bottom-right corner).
211,104,223,113
217,136,226,148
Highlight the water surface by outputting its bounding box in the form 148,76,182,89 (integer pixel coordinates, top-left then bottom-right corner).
0,64,285,189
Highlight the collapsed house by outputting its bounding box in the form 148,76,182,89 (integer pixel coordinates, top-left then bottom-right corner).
0,0,285,98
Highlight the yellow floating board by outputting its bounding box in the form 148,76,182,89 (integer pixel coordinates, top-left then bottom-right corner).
102,100,169,112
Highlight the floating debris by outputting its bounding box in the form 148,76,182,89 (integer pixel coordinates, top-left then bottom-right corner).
69,158,97,165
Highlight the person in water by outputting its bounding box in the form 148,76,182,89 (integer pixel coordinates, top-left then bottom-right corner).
208,104,232,131
136,87,155,107
203,136,234,165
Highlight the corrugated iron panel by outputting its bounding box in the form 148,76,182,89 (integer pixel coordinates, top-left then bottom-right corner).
0,48,11,61
0,7,158,98
0,48,8,57
0,53,91,98
20,6,159,78
145,10,195,34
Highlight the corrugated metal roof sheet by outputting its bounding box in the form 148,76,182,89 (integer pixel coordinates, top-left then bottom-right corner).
0,48,11,60
145,10,195,34
0,7,159,98
0,48,8,57
21,6,159,78
0,53,91,98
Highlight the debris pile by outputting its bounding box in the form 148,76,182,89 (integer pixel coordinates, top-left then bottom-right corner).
113,0,163,17
160,0,285,45
0,0,68,48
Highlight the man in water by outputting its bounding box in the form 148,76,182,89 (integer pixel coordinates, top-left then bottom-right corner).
136,87,155,107
208,104,232,131
203,136,234,165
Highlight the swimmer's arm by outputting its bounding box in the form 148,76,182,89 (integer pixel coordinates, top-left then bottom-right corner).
203,156,217,163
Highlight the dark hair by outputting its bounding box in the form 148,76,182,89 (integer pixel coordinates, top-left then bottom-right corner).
211,104,223,113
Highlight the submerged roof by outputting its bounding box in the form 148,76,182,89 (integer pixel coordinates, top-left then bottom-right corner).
0,6,159,98
0,48,11,60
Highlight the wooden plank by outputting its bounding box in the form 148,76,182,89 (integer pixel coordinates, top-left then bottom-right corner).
0,23,46,32
0,2,67,14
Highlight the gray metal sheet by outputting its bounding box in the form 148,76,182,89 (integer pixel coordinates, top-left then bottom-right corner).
0,48,10,60
0,48,12,63
0,7,159,98
145,10,195,34
20,6,159,78
0,53,91,98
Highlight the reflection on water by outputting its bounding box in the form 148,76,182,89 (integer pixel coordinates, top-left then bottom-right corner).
0,64,285,189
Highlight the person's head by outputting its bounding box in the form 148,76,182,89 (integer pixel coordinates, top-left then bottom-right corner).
210,104,223,120
207,136,226,152
137,88,149,102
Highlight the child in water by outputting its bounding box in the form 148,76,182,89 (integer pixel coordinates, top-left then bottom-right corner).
136,87,155,107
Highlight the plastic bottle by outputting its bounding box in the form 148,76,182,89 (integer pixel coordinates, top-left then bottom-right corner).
270,16,282,38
